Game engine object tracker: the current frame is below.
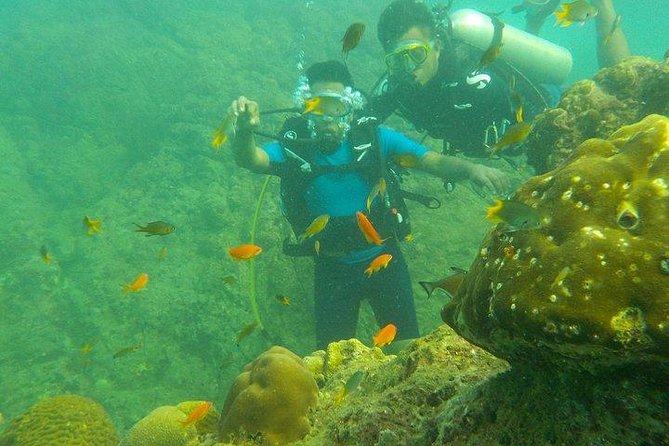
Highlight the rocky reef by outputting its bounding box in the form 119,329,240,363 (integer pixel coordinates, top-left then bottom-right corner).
527,57,669,173
443,114,669,370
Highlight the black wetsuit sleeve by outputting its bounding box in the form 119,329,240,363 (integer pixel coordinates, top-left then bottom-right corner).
366,92,397,123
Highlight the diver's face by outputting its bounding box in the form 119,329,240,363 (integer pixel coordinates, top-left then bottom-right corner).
389,26,440,86
309,81,351,152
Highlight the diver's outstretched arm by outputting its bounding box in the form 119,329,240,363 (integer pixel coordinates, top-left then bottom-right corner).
592,0,630,68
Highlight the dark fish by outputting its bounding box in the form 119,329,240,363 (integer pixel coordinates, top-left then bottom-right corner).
275,294,291,305
134,221,175,236
235,321,259,346
419,267,467,299
113,342,143,359
222,275,238,286
341,22,365,58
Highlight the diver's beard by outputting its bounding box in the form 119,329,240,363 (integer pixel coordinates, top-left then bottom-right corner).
317,134,343,154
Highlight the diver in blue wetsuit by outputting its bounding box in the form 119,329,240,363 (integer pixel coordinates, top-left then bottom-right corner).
230,61,509,349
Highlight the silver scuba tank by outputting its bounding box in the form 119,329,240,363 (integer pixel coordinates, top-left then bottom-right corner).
450,8,573,85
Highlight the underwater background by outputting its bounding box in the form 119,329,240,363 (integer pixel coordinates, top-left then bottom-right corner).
0,0,665,436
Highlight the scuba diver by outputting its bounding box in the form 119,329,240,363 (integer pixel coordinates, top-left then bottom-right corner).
229,61,509,349
371,0,568,161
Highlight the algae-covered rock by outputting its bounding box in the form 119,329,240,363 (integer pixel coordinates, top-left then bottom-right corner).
527,57,669,173
443,114,669,370
118,406,197,446
219,346,318,446
0,394,119,446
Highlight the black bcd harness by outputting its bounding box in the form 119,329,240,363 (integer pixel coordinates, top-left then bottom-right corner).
268,115,424,258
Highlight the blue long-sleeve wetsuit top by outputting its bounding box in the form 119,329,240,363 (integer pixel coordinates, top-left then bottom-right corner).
263,127,428,264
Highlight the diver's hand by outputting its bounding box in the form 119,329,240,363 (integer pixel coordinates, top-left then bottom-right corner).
231,96,260,133
467,164,510,197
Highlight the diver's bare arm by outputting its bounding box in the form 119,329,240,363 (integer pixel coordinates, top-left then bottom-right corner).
415,151,473,182
231,129,269,174
592,0,630,68
230,96,269,174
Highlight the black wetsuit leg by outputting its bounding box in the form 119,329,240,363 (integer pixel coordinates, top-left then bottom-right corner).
366,242,420,341
314,258,363,349
313,242,419,349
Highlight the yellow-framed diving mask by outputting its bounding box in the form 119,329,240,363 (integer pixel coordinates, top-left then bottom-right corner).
303,91,354,122
384,40,433,74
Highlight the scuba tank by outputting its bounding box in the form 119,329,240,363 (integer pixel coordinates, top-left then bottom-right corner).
449,8,573,85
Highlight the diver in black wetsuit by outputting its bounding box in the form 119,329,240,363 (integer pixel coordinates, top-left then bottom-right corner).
371,0,551,162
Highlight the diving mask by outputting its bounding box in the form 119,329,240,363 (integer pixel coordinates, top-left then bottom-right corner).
384,40,433,74
303,91,353,119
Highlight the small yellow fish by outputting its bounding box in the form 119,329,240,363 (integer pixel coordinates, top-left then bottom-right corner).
212,113,237,150
554,0,598,27
298,214,330,242
236,321,259,346
83,216,102,236
393,153,419,168
302,97,322,115
314,240,321,256
366,178,387,212
490,122,533,156
485,199,541,231
275,294,291,305
40,245,52,264
79,340,96,355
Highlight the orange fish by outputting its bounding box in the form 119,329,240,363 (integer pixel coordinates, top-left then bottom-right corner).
393,153,419,168
122,272,149,293
373,323,397,348
356,211,386,245
181,401,213,427
228,244,262,261
364,253,393,277
83,216,102,236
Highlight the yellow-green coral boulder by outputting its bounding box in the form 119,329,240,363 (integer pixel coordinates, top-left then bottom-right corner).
527,57,669,173
0,394,119,446
443,114,669,370
118,406,197,446
219,346,318,446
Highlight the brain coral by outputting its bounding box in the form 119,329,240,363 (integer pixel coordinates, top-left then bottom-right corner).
527,57,669,173
442,114,669,370
0,394,119,446
118,406,197,446
219,346,318,446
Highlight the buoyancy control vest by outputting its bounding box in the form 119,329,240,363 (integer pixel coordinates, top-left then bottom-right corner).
268,116,412,258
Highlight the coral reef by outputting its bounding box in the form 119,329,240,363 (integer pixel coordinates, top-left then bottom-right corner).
294,327,508,446
219,346,318,446
0,394,119,446
442,114,669,370
118,406,197,446
527,57,669,173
